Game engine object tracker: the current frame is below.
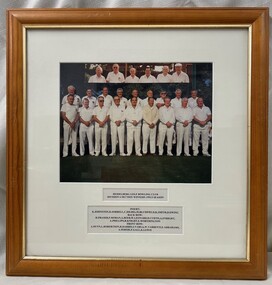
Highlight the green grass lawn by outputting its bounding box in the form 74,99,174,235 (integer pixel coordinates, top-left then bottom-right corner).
60,154,211,183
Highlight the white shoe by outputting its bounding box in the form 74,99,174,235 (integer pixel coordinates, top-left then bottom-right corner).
126,153,131,156
184,154,191,157
89,152,95,156
203,153,211,157
136,153,142,156
120,153,126,156
63,154,68,158
109,153,115,156
72,152,79,157
95,153,100,156
102,153,108,157
193,153,198,157
167,152,173,156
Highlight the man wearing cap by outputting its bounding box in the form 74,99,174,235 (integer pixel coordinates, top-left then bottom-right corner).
106,63,125,83
157,65,173,83
193,97,212,157
139,66,157,83
88,66,106,83
142,97,159,155
93,96,109,156
81,89,97,110
125,67,139,83
175,97,193,156
79,98,95,156
158,97,175,156
108,96,126,156
61,85,82,107
61,94,79,157
125,97,143,156
172,63,190,83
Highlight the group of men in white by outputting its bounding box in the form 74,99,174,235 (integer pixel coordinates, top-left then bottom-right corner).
88,63,190,83
60,85,212,158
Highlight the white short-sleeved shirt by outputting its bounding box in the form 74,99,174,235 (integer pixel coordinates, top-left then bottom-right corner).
159,106,175,125
109,104,126,123
119,97,128,108
125,75,139,83
171,71,190,83
139,75,157,83
188,97,198,109
157,73,173,83
61,94,82,107
170,97,182,109
61,103,78,125
106,71,125,83
193,106,212,121
175,107,193,123
79,106,94,124
81,96,97,109
99,95,113,109
88,74,106,83
156,97,165,106
93,106,109,126
127,98,142,108
125,106,143,128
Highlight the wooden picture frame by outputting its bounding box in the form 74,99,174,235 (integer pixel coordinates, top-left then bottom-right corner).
6,8,268,279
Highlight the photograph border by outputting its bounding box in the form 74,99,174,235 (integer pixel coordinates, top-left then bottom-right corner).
6,8,268,279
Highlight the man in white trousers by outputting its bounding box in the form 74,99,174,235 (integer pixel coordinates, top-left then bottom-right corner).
142,97,159,155
60,94,79,157
175,97,193,156
93,96,109,156
79,98,95,156
193,97,212,157
125,97,143,156
108,96,126,156
158,97,175,156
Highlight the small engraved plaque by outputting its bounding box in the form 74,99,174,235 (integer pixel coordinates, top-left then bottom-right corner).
103,188,168,201
88,206,183,234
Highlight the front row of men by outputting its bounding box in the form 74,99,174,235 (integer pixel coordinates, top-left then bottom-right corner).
61,95,212,158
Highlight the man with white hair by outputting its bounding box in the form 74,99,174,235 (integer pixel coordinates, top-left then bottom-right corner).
170,89,183,109
88,66,106,83
125,67,139,83
106,63,125,83
157,65,173,83
139,66,157,83
172,63,190,83
61,85,82,107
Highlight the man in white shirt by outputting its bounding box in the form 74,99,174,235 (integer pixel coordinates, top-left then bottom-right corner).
88,66,106,83
139,66,157,83
175,97,193,156
193,97,212,157
125,67,139,83
158,97,175,156
125,97,143,156
81,89,97,109
116,88,128,108
93,97,109,156
61,85,82,107
60,94,79,157
79,98,95,156
108,96,126,156
170,89,183,109
142,97,159,155
172,63,190,83
156,90,167,109
157,65,173,83
127,89,142,108
106,63,125,83
188,89,198,109
100,86,113,108
141,89,154,108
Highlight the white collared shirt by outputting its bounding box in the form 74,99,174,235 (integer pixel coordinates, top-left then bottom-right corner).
119,97,128,108
79,106,93,122
93,105,109,126
170,97,182,109
139,74,157,83
188,97,198,109
125,75,139,83
125,106,143,128
99,95,113,109
106,71,125,83
193,106,211,121
61,94,82,107
61,103,78,125
127,98,142,108
175,107,193,123
159,106,175,125
81,96,97,109
172,71,190,83
157,73,173,83
109,104,125,123
88,74,106,83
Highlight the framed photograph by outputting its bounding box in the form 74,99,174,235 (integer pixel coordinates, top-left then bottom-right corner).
6,8,268,279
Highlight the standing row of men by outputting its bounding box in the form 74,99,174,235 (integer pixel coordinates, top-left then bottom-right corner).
88,63,189,83
60,85,212,158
